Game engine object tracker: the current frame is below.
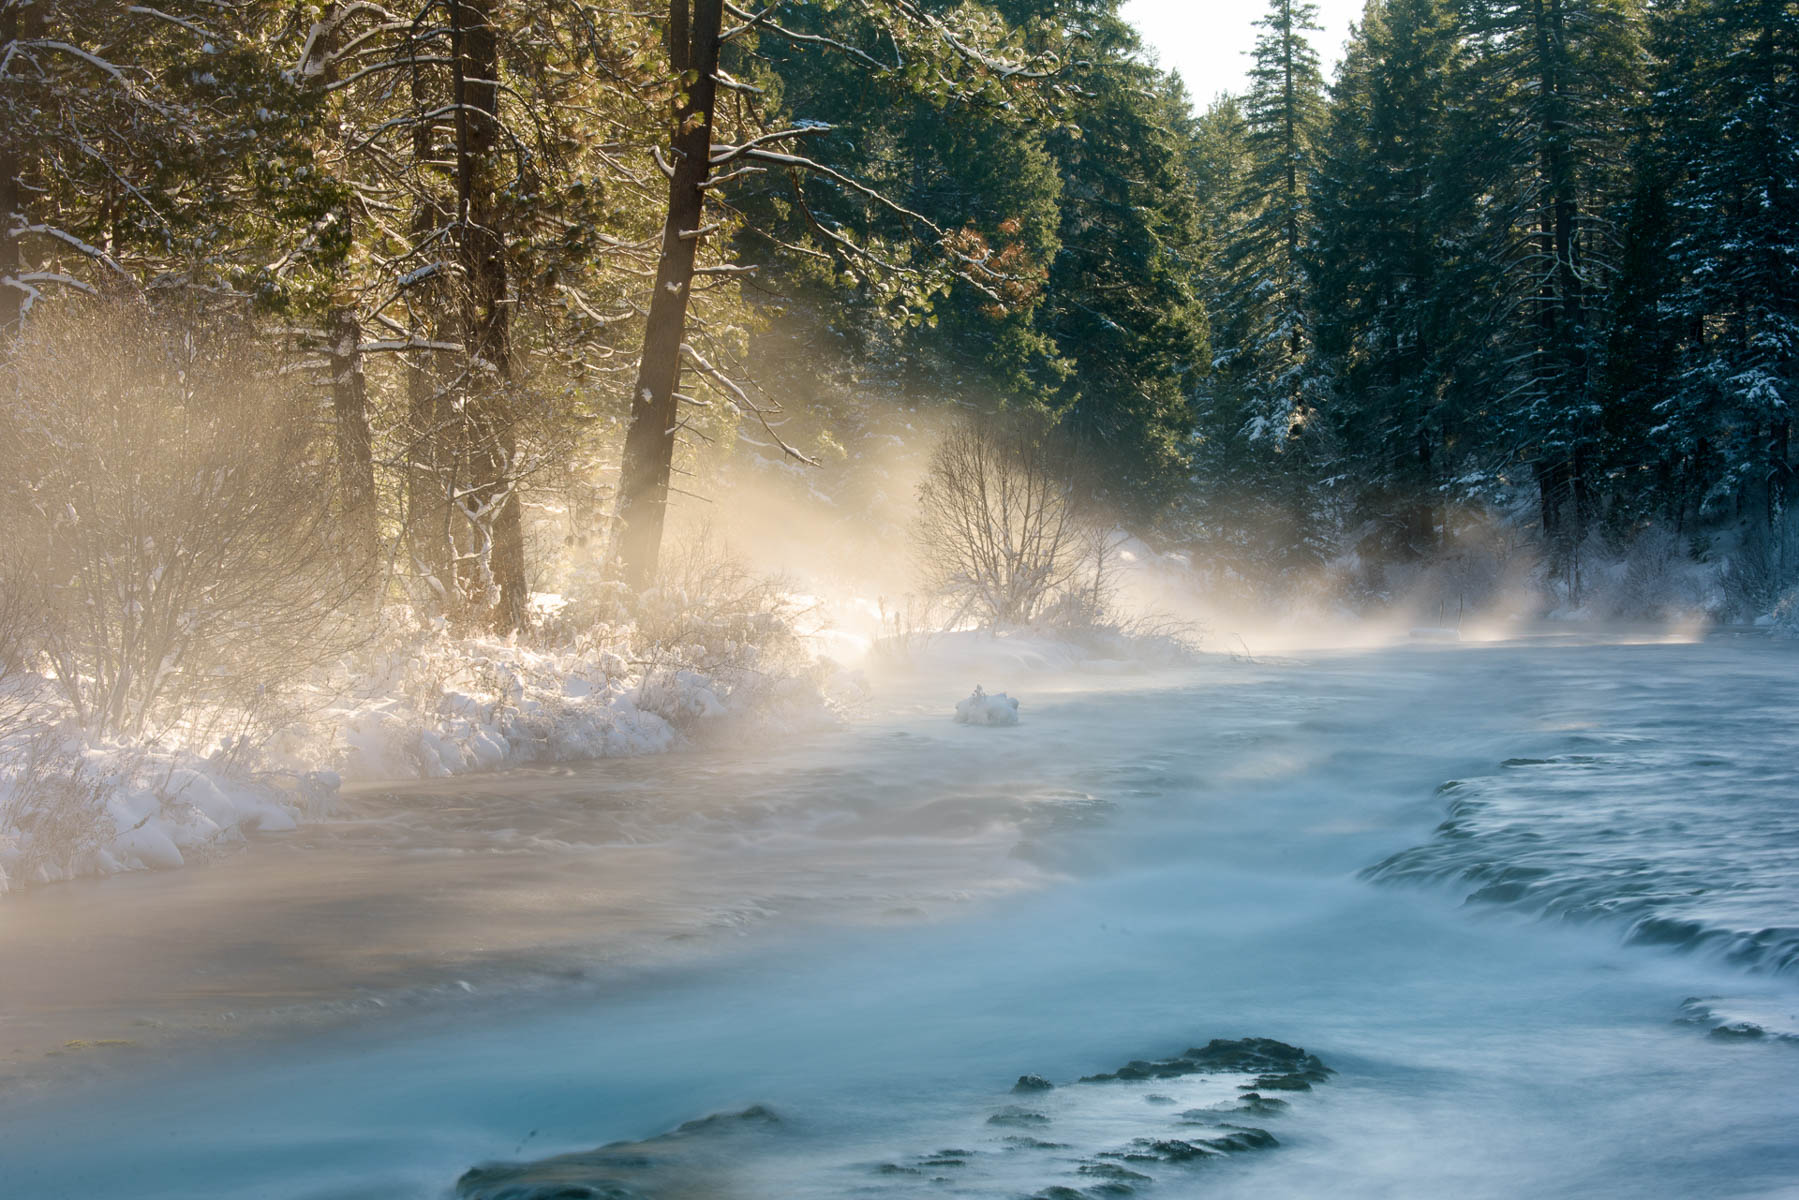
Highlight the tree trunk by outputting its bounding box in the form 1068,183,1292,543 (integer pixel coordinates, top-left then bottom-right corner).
0,1,36,335
404,48,452,597
1531,0,1590,559
306,4,382,576
328,305,379,565
613,0,725,591
450,0,526,631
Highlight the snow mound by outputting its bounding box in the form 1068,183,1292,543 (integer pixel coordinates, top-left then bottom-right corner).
955,685,1020,727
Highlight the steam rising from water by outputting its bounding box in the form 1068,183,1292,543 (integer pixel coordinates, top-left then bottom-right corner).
2,638,1796,1199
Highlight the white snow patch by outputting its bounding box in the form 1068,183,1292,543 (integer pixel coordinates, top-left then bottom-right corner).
954,685,1020,727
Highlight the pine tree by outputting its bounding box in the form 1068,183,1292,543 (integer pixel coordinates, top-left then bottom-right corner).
1221,0,1327,445
1309,0,1466,557
1652,0,1799,593
1457,0,1648,590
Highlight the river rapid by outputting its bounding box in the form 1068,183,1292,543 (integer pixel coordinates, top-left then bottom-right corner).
1,633,1796,1199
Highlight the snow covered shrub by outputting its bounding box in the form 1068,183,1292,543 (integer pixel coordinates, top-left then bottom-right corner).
626,534,816,732
0,736,114,890
1031,532,1200,660
5,301,370,747
1402,513,1541,625
1769,588,1799,639
914,411,1104,629
0,573,46,743
1588,524,1714,621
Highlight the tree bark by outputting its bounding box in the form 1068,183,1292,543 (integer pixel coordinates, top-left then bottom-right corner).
0,1,37,336
613,0,725,591
328,305,379,564
404,45,453,595
450,0,526,631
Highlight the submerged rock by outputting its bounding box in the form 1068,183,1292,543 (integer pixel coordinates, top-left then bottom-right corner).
1079,1037,1333,1086
457,1038,1329,1199
988,1105,1053,1126
456,1105,781,1200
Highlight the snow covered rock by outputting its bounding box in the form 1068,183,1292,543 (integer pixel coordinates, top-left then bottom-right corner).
955,685,1020,727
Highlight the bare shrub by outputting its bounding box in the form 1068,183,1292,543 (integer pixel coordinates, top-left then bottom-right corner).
914,412,1104,629
0,736,115,887
1578,523,1714,621
871,592,946,663
1405,512,1542,625
5,300,370,748
0,569,47,742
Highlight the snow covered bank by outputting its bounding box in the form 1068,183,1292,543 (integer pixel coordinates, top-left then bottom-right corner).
0,622,854,895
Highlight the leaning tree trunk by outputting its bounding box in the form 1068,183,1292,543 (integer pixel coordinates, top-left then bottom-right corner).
613,0,724,592
450,0,526,631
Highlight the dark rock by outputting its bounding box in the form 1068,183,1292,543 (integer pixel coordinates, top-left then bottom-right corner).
1002,1136,1072,1150
1201,1126,1279,1152
875,1163,920,1175
1710,1022,1768,1040
1014,1074,1056,1092
987,1106,1052,1127
1244,1073,1313,1091
1079,1163,1153,1183
1144,1094,1177,1105
1080,1037,1332,1088
1028,1189,1088,1200
456,1106,779,1200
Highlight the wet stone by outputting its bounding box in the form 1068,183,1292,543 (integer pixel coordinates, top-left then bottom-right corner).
1710,1022,1768,1040
988,1106,1052,1127
455,1106,780,1200
1014,1074,1056,1092
1244,1072,1313,1091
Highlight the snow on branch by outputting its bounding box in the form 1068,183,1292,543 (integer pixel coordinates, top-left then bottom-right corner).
679,341,818,466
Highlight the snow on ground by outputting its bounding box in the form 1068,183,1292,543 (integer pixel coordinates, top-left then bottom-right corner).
0,603,1201,895
0,624,847,895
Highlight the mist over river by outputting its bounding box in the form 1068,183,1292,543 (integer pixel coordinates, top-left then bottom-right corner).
3,633,1797,1199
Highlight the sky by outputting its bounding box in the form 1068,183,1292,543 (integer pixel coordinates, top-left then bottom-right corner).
1120,0,1365,104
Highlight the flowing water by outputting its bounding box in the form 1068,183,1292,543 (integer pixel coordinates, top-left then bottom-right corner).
2,634,1797,1199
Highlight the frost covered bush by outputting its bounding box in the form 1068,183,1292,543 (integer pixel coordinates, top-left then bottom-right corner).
1581,524,1716,620
1399,513,1541,625
305,630,677,779
625,535,821,732
914,412,1105,630
5,301,369,748
0,737,113,889
1767,588,1799,639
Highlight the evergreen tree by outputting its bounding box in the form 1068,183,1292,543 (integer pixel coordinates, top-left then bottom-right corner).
1309,0,1467,557
1219,0,1327,445
1457,0,1648,588
1651,0,1799,591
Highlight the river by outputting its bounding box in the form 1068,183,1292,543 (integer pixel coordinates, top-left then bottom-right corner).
1,633,1795,1198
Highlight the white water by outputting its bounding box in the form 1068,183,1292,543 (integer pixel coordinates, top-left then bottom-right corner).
3,636,1797,1198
